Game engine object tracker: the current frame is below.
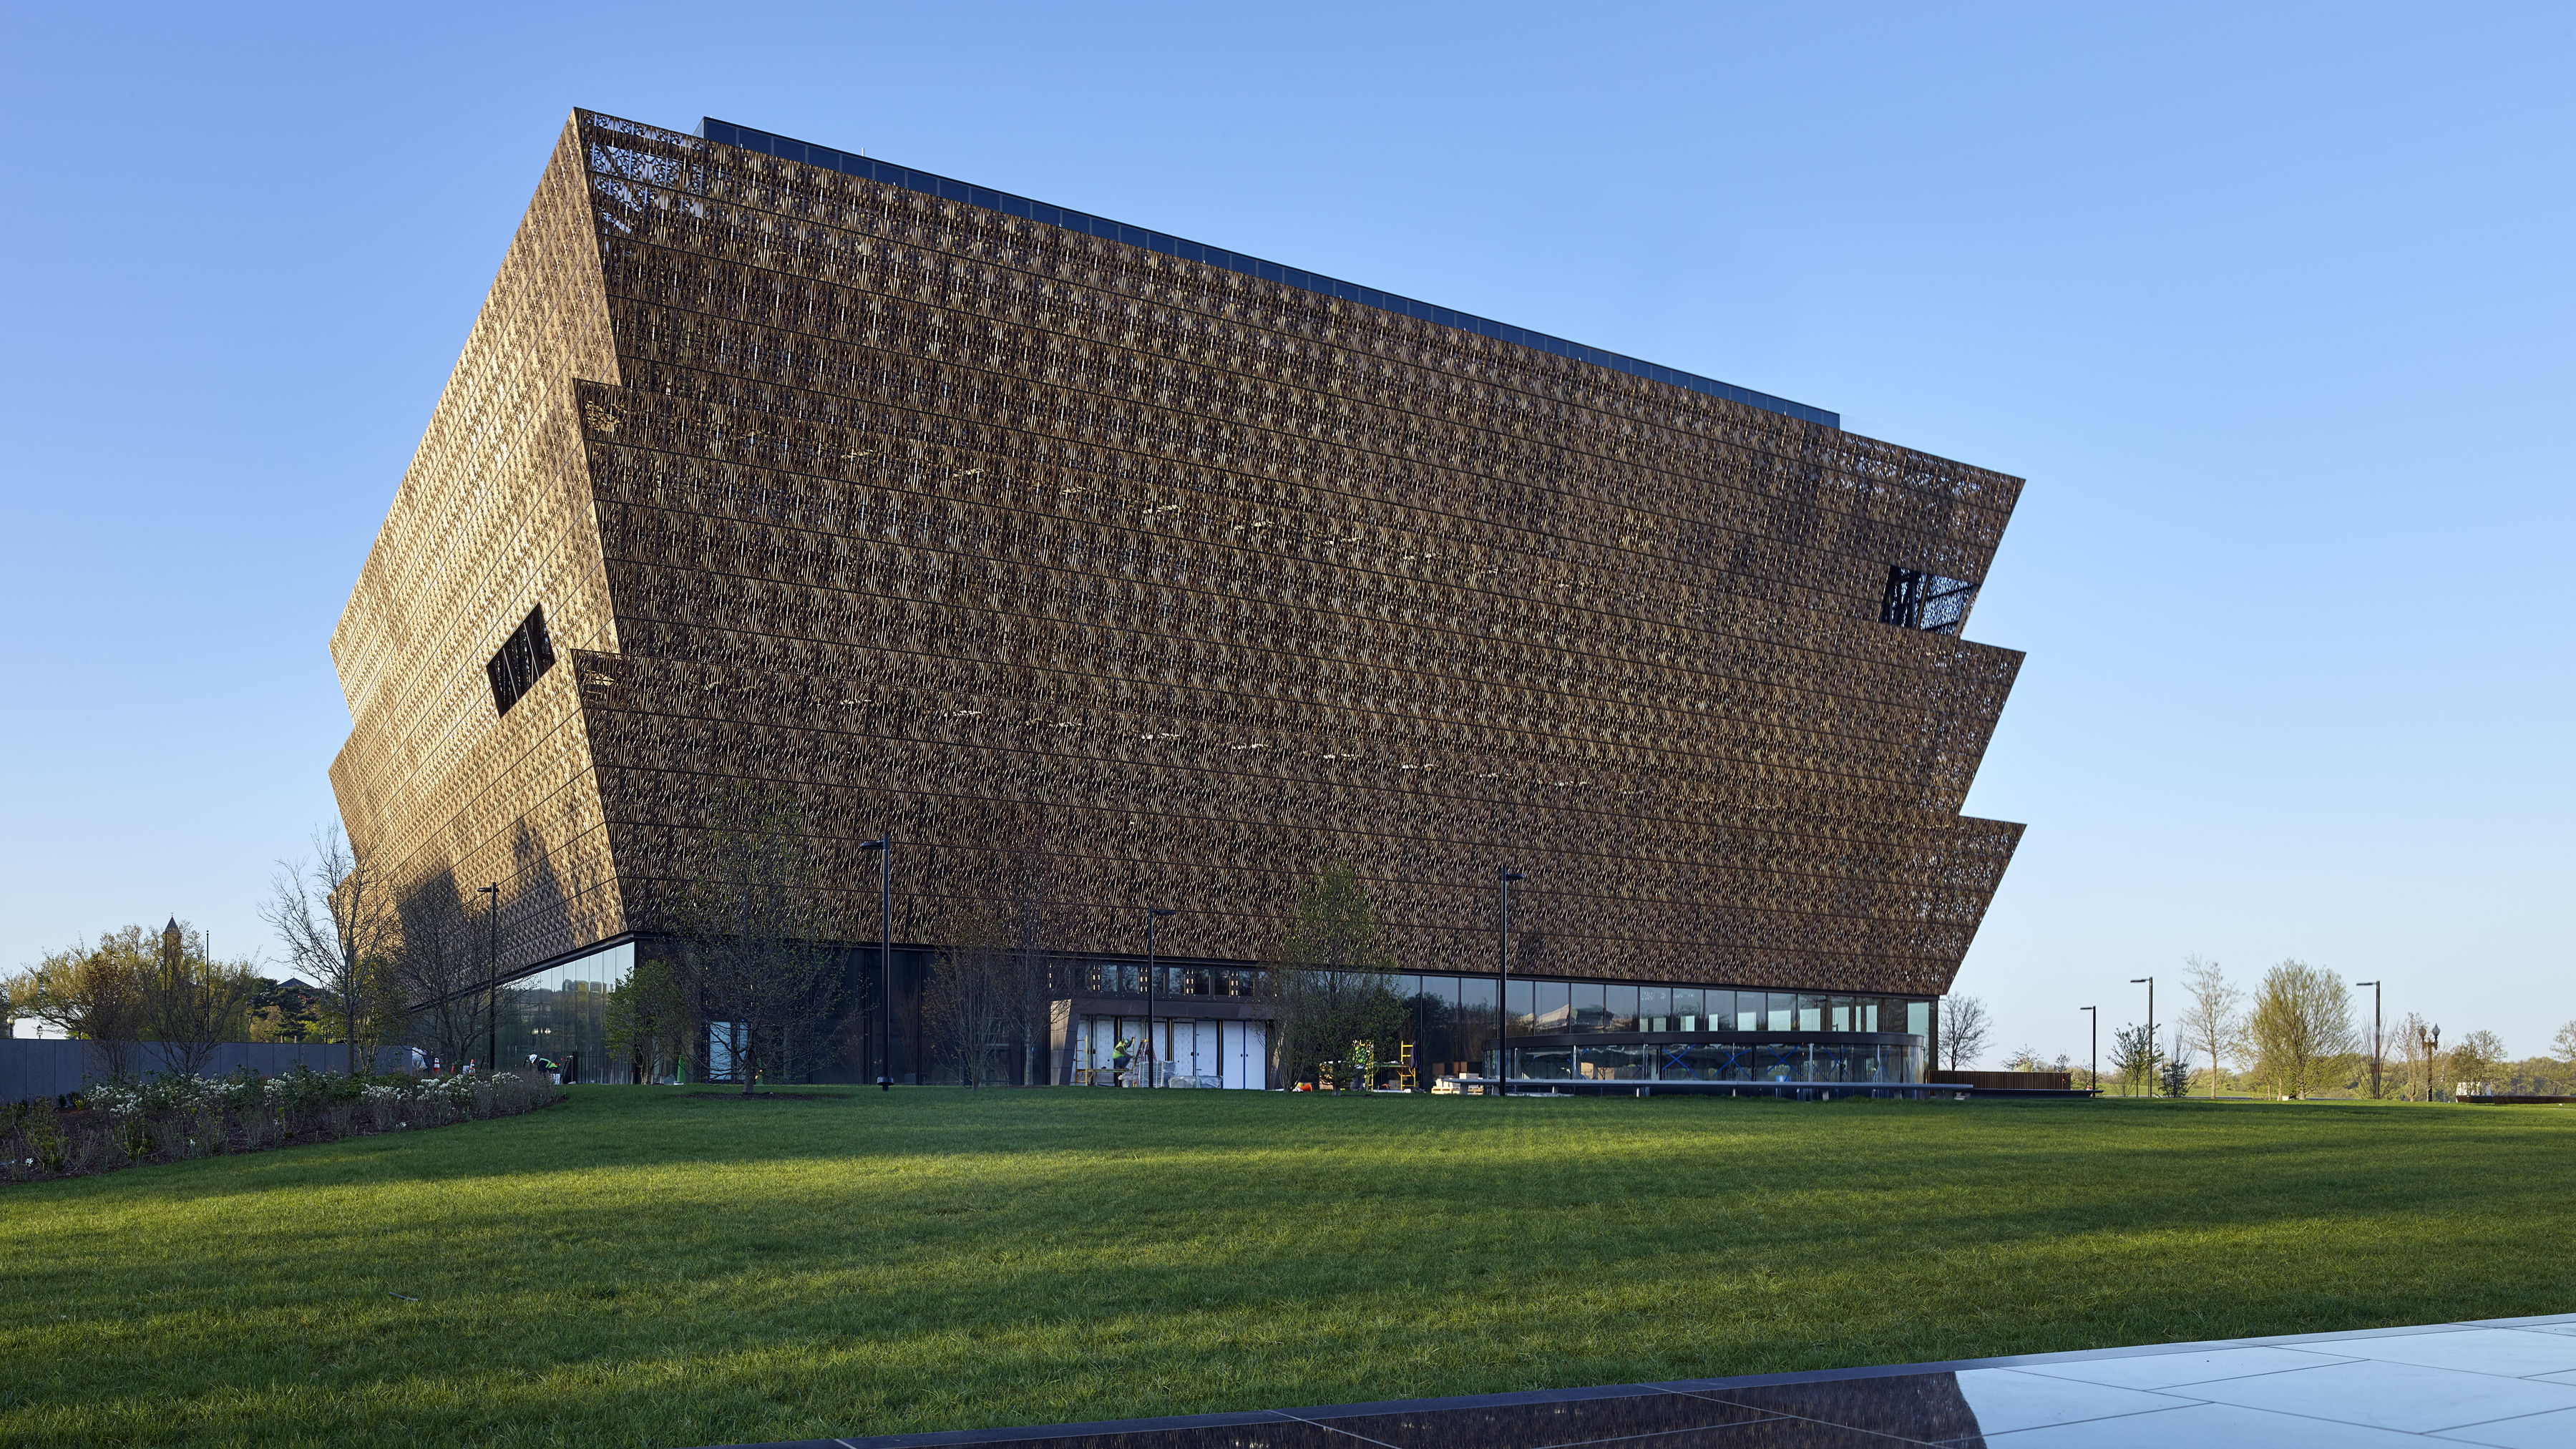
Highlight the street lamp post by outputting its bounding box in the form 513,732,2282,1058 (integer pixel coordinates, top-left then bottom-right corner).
479,884,499,1074
1144,908,1176,1087
2079,1005,2097,1096
2354,980,2382,1099
2421,1022,2441,1101
857,836,892,1091
1496,868,1523,1098
2129,976,2155,1097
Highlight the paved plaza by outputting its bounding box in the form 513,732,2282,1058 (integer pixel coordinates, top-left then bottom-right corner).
713,1312,2576,1448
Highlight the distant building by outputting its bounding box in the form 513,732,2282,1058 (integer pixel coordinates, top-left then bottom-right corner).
329,110,2026,1089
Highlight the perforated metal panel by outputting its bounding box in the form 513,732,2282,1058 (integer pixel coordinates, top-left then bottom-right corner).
330,109,2026,998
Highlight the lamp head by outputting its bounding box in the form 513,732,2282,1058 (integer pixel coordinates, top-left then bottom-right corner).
1148,907,1176,918
857,836,888,852
1499,869,1524,882
2130,977,2149,984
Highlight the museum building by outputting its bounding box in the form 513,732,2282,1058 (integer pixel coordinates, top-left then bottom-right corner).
329,109,2026,1088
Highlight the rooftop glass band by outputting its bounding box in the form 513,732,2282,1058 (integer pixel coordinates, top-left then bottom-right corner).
698,117,1840,431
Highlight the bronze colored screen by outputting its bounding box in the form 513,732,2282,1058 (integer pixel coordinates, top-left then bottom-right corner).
330,109,2026,998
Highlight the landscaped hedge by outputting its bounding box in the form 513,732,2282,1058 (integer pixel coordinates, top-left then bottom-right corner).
1,1067,559,1184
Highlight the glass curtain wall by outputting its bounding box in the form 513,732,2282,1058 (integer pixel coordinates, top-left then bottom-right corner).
1396,974,1934,1085
487,942,636,1083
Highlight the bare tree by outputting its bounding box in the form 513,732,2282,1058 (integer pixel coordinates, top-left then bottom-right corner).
1002,824,1062,1086
2176,955,2245,1100
2391,1011,2442,1101
392,877,490,1073
925,905,1015,1087
261,825,400,1075
2554,1020,2576,1065
668,786,842,1096
2245,960,2356,1100
1939,994,1991,1070
1262,857,1403,1088
145,919,257,1080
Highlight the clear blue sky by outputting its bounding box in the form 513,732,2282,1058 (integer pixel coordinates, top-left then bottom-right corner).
4,3,2567,1061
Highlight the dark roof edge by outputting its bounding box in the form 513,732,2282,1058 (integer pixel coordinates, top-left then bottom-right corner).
693,117,1839,431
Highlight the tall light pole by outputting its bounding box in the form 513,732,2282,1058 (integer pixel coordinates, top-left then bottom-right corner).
1496,868,1523,1098
2354,980,2382,1099
479,884,499,1074
858,836,892,1091
2421,1022,2441,1101
1144,907,1176,1087
2129,976,2155,1097
2079,1005,2097,1096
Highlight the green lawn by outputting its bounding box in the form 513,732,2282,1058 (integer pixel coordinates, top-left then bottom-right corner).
4,1089,2570,1448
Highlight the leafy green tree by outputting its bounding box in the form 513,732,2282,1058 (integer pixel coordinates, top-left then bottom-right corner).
2446,1029,2508,1097
1262,857,1404,1088
603,954,692,1083
2109,1023,2162,1097
9,927,155,1080
248,977,323,1043
2246,960,2356,1100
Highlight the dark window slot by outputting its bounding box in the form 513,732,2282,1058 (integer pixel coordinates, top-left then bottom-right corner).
486,604,556,716
1880,567,1978,635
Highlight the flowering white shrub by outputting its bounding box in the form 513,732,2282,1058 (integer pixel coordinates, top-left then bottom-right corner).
5,1063,564,1184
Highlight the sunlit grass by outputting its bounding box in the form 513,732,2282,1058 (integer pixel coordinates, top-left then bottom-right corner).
3,1088,2567,1448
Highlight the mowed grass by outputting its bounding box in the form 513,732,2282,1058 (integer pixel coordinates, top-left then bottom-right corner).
4,1090,2570,1448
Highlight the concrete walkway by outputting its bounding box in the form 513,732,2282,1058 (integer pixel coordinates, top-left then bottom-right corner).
704,1312,2576,1448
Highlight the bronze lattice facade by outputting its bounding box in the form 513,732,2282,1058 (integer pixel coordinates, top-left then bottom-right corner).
329,108,2025,1010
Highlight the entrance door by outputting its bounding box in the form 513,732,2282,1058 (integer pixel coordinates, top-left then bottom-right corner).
1221,1022,1268,1089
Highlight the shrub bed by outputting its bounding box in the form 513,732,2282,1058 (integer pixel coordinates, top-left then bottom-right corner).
1,1067,559,1184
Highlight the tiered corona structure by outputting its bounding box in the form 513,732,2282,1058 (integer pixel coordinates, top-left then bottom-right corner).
331,109,2026,1083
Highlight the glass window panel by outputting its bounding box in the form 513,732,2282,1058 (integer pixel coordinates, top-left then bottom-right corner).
1530,980,1571,1034
1568,982,1604,1033
1640,985,1673,1022
1579,1043,1644,1080
1516,1045,1571,1080
1767,992,1796,1032
1604,984,1639,1032
1505,977,1535,1035
1396,973,1420,1000
1831,1001,1851,1032
1453,977,1496,1078
1669,987,1702,1028
1797,995,1825,1033
1908,1000,1932,1038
